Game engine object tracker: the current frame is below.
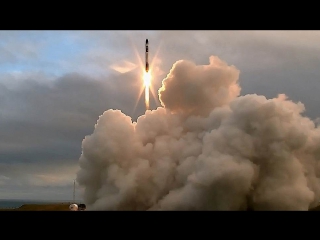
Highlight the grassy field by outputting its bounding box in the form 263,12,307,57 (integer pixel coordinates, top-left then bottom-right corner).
0,202,72,211
1,203,319,211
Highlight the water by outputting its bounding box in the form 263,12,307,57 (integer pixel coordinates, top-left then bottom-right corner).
0,199,74,209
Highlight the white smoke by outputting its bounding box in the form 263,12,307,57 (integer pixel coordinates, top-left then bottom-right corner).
76,55,320,210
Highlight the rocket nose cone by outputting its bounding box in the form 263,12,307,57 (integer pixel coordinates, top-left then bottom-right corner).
146,39,148,44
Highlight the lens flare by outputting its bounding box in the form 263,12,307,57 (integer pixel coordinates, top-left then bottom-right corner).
143,71,152,110
130,40,163,115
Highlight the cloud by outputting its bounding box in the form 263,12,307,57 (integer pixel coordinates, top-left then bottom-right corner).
0,69,149,199
0,31,41,64
77,55,320,210
159,56,240,116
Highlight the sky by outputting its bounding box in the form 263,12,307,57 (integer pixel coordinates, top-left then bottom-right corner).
1,30,320,202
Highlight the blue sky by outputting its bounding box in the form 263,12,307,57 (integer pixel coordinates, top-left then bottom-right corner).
0,31,98,77
1,30,320,202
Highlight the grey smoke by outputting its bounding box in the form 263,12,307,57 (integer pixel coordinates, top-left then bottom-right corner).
76,55,320,210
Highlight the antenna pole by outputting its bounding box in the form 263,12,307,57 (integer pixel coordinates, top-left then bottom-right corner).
73,179,75,203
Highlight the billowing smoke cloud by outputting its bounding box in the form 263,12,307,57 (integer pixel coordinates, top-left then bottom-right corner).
76,55,320,210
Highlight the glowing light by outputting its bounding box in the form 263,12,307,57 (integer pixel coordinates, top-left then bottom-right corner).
143,71,152,110
143,71,151,88
130,40,163,114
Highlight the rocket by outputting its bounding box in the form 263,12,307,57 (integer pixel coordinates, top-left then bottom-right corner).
145,39,149,72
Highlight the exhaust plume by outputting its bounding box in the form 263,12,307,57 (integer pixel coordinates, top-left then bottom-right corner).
76,55,320,210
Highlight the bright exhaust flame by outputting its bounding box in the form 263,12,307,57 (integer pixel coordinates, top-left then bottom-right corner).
143,71,151,110
129,40,163,115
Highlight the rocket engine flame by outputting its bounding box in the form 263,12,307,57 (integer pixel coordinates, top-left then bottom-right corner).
143,71,151,110
131,38,162,114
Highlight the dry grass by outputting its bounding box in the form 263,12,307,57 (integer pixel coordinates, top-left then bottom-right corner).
1,202,319,211
0,202,71,211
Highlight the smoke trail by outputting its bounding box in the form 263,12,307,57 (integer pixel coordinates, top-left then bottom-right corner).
76,55,320,210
